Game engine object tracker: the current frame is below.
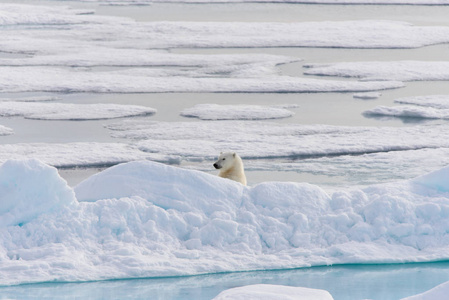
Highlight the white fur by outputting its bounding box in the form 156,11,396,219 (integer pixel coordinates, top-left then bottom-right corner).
213,152,247,186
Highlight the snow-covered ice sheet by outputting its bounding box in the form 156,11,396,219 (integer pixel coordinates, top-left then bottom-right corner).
304,61,449,82
212,284,334,300
0,102,156,120
365,95,449,120
0,66,403,94
2,159,449,285
0,143,149,168
106,120,449,161
181,104,295,120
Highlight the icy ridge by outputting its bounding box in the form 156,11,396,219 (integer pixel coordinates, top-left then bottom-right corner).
1,159,449,285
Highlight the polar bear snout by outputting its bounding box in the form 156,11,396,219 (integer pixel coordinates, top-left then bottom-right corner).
213,162,222,169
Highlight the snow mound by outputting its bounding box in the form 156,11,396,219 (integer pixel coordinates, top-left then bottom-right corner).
0,159,76,226
181,104,294,120
3,159,449,285
212,284,333,300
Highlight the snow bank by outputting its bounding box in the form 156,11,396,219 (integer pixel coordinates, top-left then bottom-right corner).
3,159,449,285
0,102,156,120
304,61,449,82
181,104,294,120
212,284,333,300
0,159,76,227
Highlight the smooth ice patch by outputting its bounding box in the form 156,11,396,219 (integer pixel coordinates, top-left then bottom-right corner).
212,284,334,300
0,102,156,120
181,104,295,120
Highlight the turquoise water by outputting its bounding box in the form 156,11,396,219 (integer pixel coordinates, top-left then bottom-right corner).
2,262,449,299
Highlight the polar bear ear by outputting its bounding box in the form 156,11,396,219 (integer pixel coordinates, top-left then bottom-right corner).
220,152,223,154
233,152,236,157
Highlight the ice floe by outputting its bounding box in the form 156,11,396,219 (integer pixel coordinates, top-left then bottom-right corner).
0,101,156,120
212,284,333,300
402,280,449,300
304,61,449,82
395,95,449,109
181,104,295,120
0,125,13,136
106,120,449,161
0,66,403,94
0,143,149,168
353,92,381,100
2,159,449,285
365,95,449,120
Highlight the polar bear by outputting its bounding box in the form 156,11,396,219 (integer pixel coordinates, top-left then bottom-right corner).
213,152,247,186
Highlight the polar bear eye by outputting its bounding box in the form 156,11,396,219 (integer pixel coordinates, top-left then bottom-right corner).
222,158,226,160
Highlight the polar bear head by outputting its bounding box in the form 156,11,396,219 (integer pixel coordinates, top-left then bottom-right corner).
213,152,247,185
213,152,236,171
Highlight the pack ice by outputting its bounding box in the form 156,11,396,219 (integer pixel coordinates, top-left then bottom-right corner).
1,158,449,286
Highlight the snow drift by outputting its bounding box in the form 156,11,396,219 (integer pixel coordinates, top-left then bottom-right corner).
2,159,449,286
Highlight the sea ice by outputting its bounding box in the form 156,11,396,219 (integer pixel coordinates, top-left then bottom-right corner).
365,95,449,120
180,104,295,120
395,95,449,109
0,125,13,136
106,120,449,161
0,101,156,120
212,284,334,300
2,159,449,286
0,143,149,168
304,61,449,82
353,92,382,99
0,66,403,94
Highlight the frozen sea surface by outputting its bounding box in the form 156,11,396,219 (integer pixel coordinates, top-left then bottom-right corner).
2,1,449,299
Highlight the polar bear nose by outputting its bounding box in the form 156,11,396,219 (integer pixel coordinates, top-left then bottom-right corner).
213,163,221,169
